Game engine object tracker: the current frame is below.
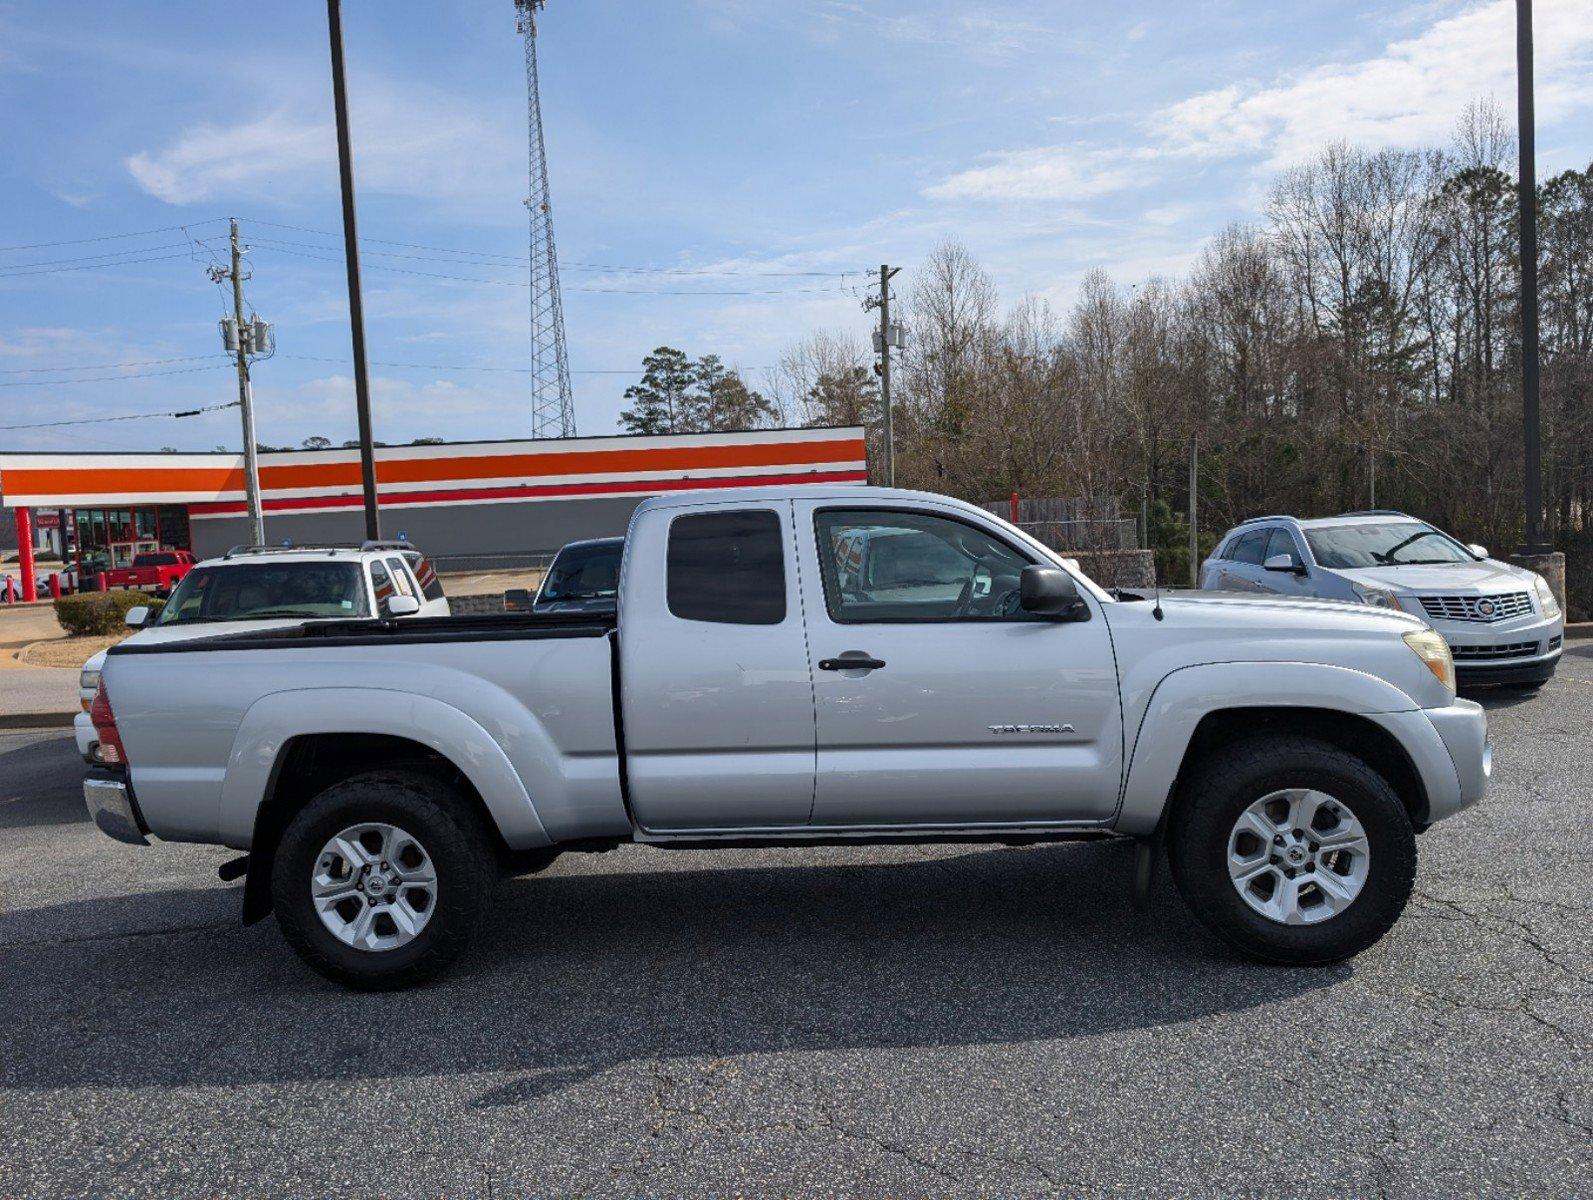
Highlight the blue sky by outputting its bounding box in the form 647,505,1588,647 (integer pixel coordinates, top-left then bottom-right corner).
3,0,1591,453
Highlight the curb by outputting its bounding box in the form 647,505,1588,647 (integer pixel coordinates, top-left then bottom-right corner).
0,711,77,731
1564,623,1593,641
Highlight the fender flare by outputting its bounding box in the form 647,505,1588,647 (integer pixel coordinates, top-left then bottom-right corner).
1114,661,1425,836
219,687,552,851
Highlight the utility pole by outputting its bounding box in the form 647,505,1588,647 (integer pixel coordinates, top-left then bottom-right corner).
1516,0,1545,553
326,0,381,540
222,220,265,545
866,265,902,486
1187,436,1199,587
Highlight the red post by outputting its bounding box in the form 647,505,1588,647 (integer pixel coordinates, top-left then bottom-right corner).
1009,491,1020,525
49,572,62,599
97,571,108,593
15,508,37,603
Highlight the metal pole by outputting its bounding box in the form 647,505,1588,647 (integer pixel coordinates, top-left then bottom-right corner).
327,0,380,540
1188,436,1199,587
1517,0,1544,553
879,264,898,488
229,220,265,545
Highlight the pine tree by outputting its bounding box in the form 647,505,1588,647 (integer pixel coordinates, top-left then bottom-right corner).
619,347,695,434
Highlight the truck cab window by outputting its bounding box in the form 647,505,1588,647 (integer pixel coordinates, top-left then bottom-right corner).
666,510,785,625
815,509,1038,622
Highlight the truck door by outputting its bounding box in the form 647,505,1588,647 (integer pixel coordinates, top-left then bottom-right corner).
795,500,1123,827
617,501,816,832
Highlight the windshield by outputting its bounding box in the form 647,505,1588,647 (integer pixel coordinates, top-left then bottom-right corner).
538,542,621,602
1304,522,1477,569
157,562,370,624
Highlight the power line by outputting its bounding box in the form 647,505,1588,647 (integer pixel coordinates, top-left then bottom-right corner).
0,398,239,430
251,243,850,294
275,353,772,375
0,354,230,375
0,364,235,388
0,251,199,279
234,218,855,277
0,219,227,254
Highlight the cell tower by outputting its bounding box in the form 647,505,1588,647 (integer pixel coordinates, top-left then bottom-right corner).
515,0,576,438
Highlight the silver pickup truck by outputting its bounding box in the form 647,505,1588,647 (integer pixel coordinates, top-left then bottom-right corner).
85,485,1490,989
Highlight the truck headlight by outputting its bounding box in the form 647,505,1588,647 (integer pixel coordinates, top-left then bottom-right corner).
1353,582,1401,609
1403,629,1455,693
1532,573,1561,618
79,667,100,712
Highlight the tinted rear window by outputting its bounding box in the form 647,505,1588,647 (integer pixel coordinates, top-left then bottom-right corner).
135,553,177,566
666,510,785,625
1231,531,1267,564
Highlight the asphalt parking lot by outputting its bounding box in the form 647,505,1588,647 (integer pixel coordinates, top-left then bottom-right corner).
2,651,1589,1199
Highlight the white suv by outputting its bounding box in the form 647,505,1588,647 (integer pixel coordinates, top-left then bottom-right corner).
1200,511,1563,689
76,542,448,758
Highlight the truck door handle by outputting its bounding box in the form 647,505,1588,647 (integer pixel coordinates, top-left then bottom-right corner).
819,652,887,671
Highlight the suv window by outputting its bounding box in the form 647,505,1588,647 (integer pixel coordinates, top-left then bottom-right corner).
1230,530,1267,565
369,559,396,616
385,557,416,598
1263,527,1300,566
402,551,445,601
667,510,785,625
815,509,1038,622
157,562,370,623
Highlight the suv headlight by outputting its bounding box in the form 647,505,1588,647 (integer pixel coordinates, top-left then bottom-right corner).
1532,573,1561,618
1352,582,1401,609
1403,628,1455,693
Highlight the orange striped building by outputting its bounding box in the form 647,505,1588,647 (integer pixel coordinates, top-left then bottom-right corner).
0,427,867,596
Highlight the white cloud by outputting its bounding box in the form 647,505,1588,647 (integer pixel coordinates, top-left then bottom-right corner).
924,0,1593,205
124,76,523,213
1159,0,1593,166
924,145,1155,202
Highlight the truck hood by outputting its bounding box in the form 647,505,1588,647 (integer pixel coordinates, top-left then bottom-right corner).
1102,589,1450,710
1151,591,1424,633
1331,559,1533,594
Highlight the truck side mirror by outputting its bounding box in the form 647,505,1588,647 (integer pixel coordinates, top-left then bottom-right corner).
386,595,421,617
504,588,534,612
1263,554,1304,574
124,606,150,628
1019,565,1088,620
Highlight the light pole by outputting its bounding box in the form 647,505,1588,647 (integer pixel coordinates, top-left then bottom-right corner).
1516,0,1544,554
326,0,381,540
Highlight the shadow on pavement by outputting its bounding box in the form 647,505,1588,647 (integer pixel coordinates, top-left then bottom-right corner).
0,732,87,831
0,841,1345,1100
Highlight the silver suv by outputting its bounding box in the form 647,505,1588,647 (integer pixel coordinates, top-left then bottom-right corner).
1200,511,1563,688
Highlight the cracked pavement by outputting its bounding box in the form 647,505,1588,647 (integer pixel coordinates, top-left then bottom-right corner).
2,646,1589,1197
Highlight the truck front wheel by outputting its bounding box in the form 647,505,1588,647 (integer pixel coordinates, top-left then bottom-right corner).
272,771,493,990
1166,736,1417,966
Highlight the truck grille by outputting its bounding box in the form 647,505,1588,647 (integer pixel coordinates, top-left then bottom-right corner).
1418,592,1533,623
1451,641,1539,661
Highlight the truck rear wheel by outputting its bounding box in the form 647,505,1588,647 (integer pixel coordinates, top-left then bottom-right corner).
1166,735,1416,966
272,770,493,990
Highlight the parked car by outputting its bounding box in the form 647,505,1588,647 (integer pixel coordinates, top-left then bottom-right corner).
101,550,197,596
1200,511,1563,688
532,536,623,614
74,542,448,761
85,485,1488,990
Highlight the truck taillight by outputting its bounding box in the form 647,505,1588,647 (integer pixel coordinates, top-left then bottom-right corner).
89,679,128,766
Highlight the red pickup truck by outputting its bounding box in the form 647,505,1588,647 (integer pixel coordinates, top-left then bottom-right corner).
102,550,196,595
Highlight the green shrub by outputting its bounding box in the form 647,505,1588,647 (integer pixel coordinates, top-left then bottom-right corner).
54,592,164,637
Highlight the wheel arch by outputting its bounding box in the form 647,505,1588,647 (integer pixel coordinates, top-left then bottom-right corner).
1117,663,1441,836
1167,708,1430,830
223,689,551,924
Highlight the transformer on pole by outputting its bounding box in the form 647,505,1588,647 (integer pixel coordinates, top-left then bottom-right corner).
515,0,576,439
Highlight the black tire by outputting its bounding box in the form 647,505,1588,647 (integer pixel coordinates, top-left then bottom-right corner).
1166,735,1416,966
272,770,495,990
